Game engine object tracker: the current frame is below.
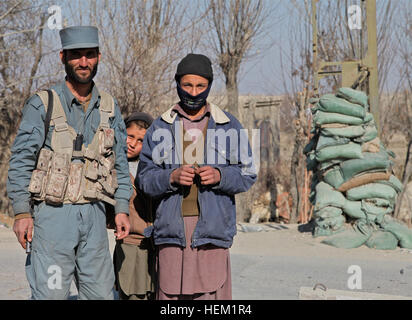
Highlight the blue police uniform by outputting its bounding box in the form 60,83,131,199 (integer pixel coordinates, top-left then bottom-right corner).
7,26,132,300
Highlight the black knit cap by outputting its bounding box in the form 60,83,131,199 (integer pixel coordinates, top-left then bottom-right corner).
124,112,154,127
175,53,213,83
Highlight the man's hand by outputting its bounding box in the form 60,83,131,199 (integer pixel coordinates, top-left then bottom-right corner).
114,213,130,240
170,165,195,186
13,217,33,250
195,166,221,185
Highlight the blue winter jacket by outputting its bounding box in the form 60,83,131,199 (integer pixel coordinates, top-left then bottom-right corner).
137,103,257,249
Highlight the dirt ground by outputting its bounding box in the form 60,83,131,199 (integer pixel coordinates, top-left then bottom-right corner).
0,214,14,229
1,216,412,300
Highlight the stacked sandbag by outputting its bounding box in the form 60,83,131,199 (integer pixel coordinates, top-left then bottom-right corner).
305,87,412,250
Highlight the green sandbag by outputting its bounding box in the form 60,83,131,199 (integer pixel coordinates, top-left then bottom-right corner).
315,215,345,229
380,216,412,249
366,198,393,207
318,159,345,171
361,200,393,224
336,87,369,109
376,175,403,193
323,166,344,189
365,230,398,250
340,152,390,181
342,200,366,219
314,111,365,127
354,119,378,143
314,206,343,219
315,182,346,210
321,125,365,138
321,221,373,249
383,145,396,159
316,142,362,162
316,134,350,151
363,113,374,122
313,213,346,238
309,97,320,105
346,183,398,202
362,200,393,214
318,94,366,119
313,224,345,237
342,200,390,223
358,126,378,143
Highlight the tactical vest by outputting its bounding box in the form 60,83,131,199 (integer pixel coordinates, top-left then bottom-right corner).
28,89,118,206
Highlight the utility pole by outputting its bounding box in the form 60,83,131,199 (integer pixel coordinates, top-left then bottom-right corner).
312,0,380,133
363,0,379,133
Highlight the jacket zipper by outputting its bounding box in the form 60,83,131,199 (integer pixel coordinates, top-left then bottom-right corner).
170,120,186,248
191,118,216,248
192,186,202,248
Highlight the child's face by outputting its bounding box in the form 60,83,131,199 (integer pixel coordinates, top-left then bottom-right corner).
126,123,146,159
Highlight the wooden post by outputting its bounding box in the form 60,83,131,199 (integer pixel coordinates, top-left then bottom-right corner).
363,0,380,134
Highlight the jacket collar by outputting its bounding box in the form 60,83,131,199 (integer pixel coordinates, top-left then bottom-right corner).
161,102,230,125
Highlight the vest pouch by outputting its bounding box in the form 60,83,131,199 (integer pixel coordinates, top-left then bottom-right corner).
66,162,84,202
45,173,68,204
85,159,99,181
99,179,115,196
83,179,97,200
84,179,103,200
99,128,114,155
36,148,53,171
28,169,47,195
98,163,110,178
100,154,115,171
50,152,71,176
28,148,53,197
100,168,118,196
44,152,70,205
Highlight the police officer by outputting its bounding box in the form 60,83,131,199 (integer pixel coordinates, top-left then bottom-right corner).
7,26,131,300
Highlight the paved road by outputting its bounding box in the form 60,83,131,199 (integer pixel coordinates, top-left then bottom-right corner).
231,224,412,299
1,223,411,300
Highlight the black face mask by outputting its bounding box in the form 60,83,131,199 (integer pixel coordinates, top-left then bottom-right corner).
176,81,212,111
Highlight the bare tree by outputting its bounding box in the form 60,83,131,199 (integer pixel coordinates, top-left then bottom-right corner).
391,1,412,221
83,0,204,116
206,0,274,121
274,0,313,223
205,0,277,223
0,0,51,215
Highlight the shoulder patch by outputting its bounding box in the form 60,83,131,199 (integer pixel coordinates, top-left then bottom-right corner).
29,92,47,110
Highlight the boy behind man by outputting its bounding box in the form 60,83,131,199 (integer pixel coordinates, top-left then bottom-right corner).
109,112,156,300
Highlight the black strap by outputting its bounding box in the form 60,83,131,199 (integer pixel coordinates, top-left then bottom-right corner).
33,90,54,168
42,90,53,149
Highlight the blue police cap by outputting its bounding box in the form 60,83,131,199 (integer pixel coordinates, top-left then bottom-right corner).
59,26,99,50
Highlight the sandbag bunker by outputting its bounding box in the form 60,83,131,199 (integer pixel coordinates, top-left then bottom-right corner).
305,87,412,250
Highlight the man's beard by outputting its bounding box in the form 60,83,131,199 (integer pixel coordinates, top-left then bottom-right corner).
65,62,98,84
